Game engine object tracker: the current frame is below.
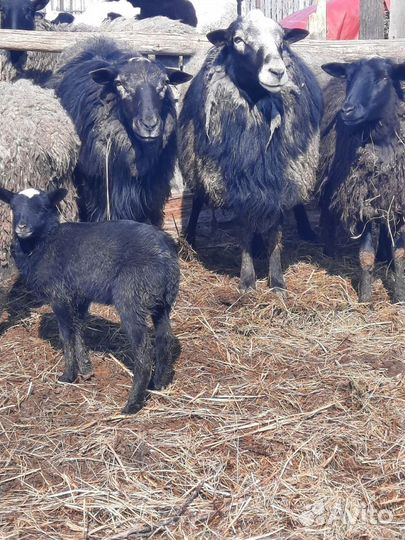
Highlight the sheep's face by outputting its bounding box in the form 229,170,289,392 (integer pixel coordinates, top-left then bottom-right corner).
0,0,49,66
90,58,192,143
322,59,405,127
0,188,66,240
207,10,308,96
0,0,49,30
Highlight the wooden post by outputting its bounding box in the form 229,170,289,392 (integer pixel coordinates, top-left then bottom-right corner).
308,0,327,39
360,0,384,39
389,0,405,39
237,0,243,16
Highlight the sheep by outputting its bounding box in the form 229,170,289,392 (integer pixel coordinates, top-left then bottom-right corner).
0,186,180,414
73,0,139,26
49,37,191,226
319,58,405,303
0,79,80,270
128,0,198,27
178,10,323,292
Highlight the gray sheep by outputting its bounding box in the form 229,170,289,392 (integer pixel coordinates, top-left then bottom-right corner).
178,10,323,292
0,79,80,270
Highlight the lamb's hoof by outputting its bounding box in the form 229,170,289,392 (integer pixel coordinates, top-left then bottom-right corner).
79,370,95,381
58,371,77,384
121,402,143,415
150,370,174,391
79,362,94,378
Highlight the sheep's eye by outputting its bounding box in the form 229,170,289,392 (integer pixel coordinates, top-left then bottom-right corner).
115,80,123,87
233,37,244,45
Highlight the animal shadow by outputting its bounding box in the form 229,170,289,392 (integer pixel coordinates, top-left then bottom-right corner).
39,311,182,376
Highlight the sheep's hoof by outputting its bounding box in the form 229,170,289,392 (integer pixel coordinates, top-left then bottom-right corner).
239,280,256,294
150,369,174,391
272,286,287,298
79,371,94,381
79,361,94,377
58,371,78,384
121,402,144,415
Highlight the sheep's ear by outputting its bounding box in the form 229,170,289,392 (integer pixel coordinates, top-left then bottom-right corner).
391,62,405,81
283,28,309,44
322,62,348,79
0,187,15,205
47,188,67,207
90,67,119,85
166,68,193,85
31,0,50,12
207,29,228,47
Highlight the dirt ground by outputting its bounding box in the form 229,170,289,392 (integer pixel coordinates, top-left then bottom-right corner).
0,211,404,540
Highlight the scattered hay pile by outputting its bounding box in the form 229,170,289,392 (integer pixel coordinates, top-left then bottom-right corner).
0,223,404,539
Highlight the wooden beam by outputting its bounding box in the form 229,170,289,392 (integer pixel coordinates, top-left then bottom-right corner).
360,0,384,39
389,0,405,39
0,29,211,56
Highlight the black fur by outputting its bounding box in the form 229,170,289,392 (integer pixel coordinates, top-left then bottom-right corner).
50,37,191,226
320,58,405,303
51,12,74,25
0,0,49,66
128,0,197,27
0,186,180,414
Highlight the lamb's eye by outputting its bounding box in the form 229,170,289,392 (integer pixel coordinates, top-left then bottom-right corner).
233,37,244,45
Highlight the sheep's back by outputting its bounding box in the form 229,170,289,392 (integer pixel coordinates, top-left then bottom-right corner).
0,80,80,268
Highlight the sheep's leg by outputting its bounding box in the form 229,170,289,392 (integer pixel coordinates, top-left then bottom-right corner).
393,223,405,303
294,204,317,242
184,190,204,248
358,223,375,303
53,303,79,383
321,206,337,257
150,308,175,390
267,220,286,294
376,223,392,263
120,315,151,415
240,229,256,292
75,301,93,377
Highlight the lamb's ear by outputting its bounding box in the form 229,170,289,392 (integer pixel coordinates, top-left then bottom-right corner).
0,187,15,205
90,67,119,85
207,29,228,47
322,62,348,79
31,0,50,12
166,68,193,85
47,188,67,207
283,28,309,44
391,62,405,81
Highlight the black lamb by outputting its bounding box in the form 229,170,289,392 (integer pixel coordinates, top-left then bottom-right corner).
128,0,198,27
0,186,180,414
50,37,192,225
178,10,323,292
320,58,405,303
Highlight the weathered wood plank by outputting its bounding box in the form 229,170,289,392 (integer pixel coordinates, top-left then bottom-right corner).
389,0,405,39
0,29,211,56
360,0,385,39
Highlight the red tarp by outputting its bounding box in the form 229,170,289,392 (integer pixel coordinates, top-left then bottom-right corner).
281,0,391,40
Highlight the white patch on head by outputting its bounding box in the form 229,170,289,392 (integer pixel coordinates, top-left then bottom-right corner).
19,188,40,199
238,10,288,93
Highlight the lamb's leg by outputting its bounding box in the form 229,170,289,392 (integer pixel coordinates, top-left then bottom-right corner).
53,303,79,383
267,220,286,294
358,223,375,303
184,190,204,248
150,308,175,390
75,301,93,377
393,223,405,303
120,313,151,415
376,223,392,263
240,229,256,292
294,204,317,242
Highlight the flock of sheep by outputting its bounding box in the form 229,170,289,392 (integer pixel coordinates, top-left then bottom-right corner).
0,0,404,413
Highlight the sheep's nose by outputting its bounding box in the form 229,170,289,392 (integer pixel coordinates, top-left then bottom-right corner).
268,66,285,79
15,224,32,237
342,103,355,116
140,116,159,131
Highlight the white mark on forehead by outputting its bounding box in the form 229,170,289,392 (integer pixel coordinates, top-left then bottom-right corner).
243,9,283,42
19,188,40,198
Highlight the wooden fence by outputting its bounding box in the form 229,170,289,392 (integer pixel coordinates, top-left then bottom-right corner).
242,0,314,21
